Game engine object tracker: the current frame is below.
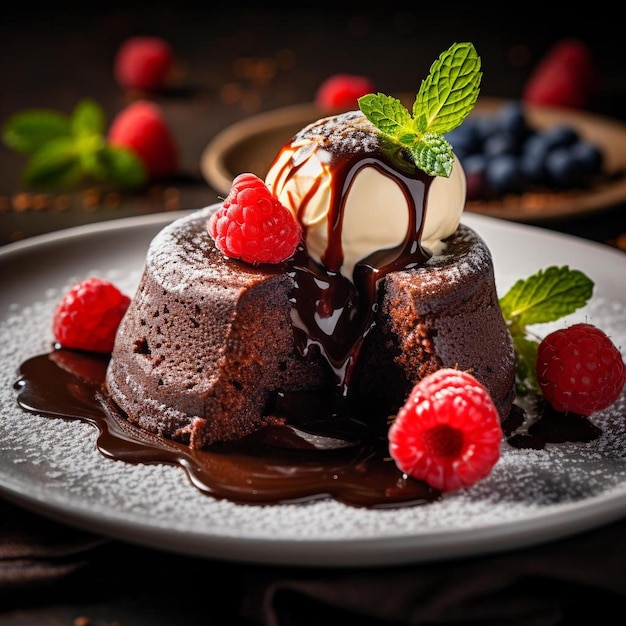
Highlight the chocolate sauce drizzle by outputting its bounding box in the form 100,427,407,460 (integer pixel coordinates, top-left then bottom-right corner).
279,140,433,404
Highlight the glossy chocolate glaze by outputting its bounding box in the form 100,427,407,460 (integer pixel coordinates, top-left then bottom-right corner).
14,348,600,508
274,123,434,400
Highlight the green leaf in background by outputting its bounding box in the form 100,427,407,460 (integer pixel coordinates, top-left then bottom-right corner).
358,42,482,178
71,99,106,136
2,98,148,192
100,146,147,190
2,109,71,154
79,146,110,182
22,136,84,189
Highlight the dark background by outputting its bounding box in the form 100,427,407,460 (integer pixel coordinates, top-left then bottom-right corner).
1,3,626,244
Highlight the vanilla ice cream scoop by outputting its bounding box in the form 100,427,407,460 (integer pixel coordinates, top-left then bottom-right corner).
265,110,466,282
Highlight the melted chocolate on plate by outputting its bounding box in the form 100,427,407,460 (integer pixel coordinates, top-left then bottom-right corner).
13,348,600,509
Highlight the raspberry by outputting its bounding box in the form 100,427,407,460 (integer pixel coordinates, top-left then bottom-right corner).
108,100,179,179
207,173,302,264
388,368,502,492
114,36,174,91
522,39,598,109
52,278,131,354
536,323,625,416
315,74,376,112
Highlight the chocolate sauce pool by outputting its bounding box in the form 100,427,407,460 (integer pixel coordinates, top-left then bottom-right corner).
14,348,437,508
14,348,600,509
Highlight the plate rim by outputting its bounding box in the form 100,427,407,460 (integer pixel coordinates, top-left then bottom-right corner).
1,481,625,567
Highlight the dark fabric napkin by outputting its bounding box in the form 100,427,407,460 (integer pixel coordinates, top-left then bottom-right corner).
0,498,106,589
1,496,625,625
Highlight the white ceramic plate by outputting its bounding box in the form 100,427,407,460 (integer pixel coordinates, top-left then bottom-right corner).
1,209,625,567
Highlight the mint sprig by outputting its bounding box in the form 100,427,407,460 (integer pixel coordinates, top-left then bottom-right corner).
2,99,146,191
499,266,594,394
358,42,482,177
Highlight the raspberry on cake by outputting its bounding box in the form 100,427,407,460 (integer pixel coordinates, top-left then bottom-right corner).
207,172,301,264
105,42,517,452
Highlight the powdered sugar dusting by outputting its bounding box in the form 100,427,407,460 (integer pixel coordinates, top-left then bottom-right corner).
146,207,275,294
294,110,380,155
0,211,625,566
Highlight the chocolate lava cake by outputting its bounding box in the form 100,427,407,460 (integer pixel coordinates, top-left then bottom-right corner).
105,206,516,449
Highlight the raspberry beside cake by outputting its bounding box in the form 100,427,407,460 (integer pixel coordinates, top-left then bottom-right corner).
105,42,516,449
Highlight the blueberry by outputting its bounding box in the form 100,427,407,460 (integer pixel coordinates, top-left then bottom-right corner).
446,123,483,159
545,147,584,188
463,152,488,174
570,140,604,178
483,130,520,157
520,132,558,185
453,101,605,199
522,131,552,160
494,100,530,142
540,124,580,150
472,115,497,143
484,154,527,195
520,151,548,186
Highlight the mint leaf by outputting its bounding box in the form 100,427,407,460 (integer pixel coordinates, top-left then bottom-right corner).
358,42,481,178
413,42,482,136
101,146,147,190
499,265,594,393
357,94,414,140
411,133,455,177
2,109,71,154
512,334,541,394
2,98,149,192
500,266,594,329
22,137,84,189
71,99,106,136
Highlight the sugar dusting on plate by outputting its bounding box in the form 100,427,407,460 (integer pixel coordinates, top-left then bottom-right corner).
0,220,624,566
